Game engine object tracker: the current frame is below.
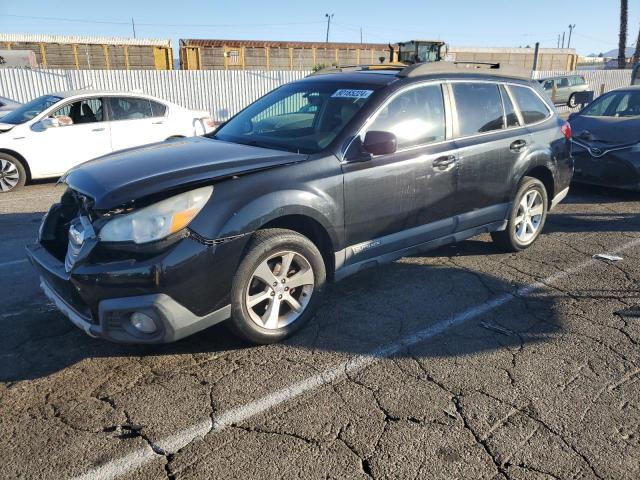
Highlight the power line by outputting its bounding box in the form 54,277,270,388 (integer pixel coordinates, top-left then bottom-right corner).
0,13,324,28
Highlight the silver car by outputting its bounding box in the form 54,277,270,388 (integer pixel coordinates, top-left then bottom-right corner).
539,75,590,108
0,96,21,118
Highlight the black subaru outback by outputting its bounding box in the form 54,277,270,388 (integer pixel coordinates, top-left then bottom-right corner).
27,63,573,345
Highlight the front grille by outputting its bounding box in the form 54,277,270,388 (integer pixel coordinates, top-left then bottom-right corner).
41,188,94,261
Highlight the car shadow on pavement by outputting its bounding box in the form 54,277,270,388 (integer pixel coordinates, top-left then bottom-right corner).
1,244,563,382
564,184,640,204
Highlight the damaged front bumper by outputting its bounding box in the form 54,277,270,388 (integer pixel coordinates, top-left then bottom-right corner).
25,235,239,344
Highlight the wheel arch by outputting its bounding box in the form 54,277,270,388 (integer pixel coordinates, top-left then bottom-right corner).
259,214,336,281
523,165,555,206
0,148,31,181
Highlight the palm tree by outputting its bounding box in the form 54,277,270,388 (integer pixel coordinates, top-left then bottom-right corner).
619,0,629,69
633,25,640,65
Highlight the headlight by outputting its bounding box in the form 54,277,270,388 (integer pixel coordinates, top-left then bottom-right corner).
99,186,213,244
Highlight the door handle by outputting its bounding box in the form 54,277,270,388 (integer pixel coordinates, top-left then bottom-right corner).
152,121,165,125
433,155,456,170
510,139,527,152
91,127,105,132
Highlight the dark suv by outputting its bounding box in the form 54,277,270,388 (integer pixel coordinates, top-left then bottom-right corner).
27,63,573,344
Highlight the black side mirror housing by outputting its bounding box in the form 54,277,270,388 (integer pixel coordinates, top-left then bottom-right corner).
363,131,397,156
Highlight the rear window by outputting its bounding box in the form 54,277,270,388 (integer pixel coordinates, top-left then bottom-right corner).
509,86,550,125
570,76,586,86
109,97,153,121
452,83,504,136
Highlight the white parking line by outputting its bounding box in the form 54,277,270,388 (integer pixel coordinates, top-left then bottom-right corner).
74,236,640,480
0,259,28,268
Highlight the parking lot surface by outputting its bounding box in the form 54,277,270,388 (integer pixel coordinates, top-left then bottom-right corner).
1,182,639,479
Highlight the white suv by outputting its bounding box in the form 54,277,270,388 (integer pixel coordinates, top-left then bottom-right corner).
0,90,214,192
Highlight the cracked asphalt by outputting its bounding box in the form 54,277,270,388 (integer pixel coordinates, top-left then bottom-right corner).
1,182,639,480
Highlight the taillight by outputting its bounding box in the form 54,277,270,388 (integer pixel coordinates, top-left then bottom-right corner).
561,121,572,140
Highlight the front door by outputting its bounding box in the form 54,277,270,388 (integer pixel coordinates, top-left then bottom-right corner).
32,97,112,176
342,82,457,265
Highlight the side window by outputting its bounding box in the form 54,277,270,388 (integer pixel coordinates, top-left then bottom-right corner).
452,83,504,136
109,97,153,121
500,86,521,128
509,85,551,125
542,80,553,90
558,78,569,88
150,101,167,117
366,83,445,149
51,98,104,125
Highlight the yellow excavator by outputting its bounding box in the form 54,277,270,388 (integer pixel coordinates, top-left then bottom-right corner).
389,40,447,64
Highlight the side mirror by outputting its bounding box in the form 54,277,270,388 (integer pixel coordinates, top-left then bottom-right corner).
40,117,60,129
363,131,397,156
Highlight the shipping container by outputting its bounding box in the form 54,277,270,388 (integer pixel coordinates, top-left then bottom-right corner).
179,39,390,70
180,39,578,72
0,33,173,70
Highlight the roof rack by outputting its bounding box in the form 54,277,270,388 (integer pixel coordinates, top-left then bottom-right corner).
309,64,405,76
309,61,532,80
397,62,532,79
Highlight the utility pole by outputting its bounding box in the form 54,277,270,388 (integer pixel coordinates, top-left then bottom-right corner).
325,13,334,43
567,24,576,48
557,34,561,48
561,31,565,48
360,26,363,44
131,18,136,38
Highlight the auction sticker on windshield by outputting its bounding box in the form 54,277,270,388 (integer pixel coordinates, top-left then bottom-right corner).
331,89,373,99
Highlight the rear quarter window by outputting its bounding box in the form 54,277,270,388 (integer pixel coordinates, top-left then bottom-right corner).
509,85,551,125
151,101,167,117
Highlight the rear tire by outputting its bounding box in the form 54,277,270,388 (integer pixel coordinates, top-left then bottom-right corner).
0,153,27,193
228,228,326,344
491,176,548,252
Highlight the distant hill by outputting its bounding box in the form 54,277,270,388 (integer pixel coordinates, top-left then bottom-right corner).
596,47,635,58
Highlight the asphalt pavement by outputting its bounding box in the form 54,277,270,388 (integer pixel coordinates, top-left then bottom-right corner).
0,181,638,479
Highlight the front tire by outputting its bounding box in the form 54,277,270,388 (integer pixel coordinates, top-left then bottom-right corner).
229,228,326,344
491,176,548,252
0,153,27,193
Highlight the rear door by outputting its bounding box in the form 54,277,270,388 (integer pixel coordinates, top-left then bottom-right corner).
450,81,521,230
107,97,168,151
342,82,458,264
555,77,571,104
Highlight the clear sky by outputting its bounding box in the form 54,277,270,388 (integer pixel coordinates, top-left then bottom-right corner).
0,0,636,56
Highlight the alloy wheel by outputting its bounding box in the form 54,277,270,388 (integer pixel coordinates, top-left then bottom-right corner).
245,251,315,330
514,189,544,244
0,159,19,192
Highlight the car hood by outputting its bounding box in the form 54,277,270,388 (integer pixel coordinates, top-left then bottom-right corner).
62,137,307,210
570,115,640,146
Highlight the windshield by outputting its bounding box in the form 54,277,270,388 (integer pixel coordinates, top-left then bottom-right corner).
1,95,61,125
581,90,640,118
212,82,378,154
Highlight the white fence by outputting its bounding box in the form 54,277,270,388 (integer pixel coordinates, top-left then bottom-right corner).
0,68,633,119
0,68,311,120
533,69,632,111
